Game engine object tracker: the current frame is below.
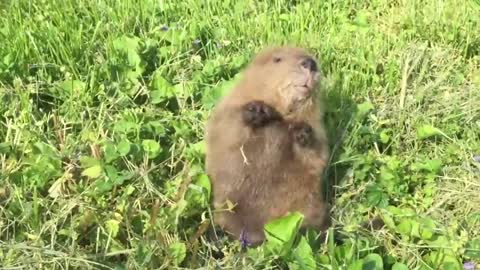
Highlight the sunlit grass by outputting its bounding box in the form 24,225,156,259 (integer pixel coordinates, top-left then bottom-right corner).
0,0,479,269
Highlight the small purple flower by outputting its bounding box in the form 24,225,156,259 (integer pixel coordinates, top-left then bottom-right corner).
473,154,480,163
464,261,476,270
160,25,169,31
239,229,249,249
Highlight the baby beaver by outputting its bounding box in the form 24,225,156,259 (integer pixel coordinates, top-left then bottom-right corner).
205,46,331,247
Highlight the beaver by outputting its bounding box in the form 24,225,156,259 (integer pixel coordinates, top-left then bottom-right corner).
205,46,331,247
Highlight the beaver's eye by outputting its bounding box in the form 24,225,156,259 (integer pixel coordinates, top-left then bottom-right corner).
273,56,282,63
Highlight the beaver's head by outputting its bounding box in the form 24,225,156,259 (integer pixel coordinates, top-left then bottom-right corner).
242,46,321,116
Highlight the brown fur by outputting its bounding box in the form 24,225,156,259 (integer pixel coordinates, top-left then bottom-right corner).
205,46,330,247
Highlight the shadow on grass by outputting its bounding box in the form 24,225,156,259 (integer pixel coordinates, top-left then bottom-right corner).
320,81,357,206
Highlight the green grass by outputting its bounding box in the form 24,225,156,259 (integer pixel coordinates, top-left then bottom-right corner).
1,0,480,269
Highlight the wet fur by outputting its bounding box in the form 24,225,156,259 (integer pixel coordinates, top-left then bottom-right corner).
205,46,331,247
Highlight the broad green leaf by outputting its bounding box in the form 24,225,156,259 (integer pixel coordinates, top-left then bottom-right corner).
113,120,138,134
113,36,140,64
264,212,304,254
424,251,461,270
95,180,114,194
362,253,384,270
425,159,442,172
289,236,316,270
392,262,409,270
59,79,86,93
396,219,413,236
82,165,103,178
381,215,396,230
416,125,443,139
115,171,135,186
416,218,436,240
112,36,142,75
354,11,370,27
105,165,118,180
194,173,211,200
378,166,399,194
426,235,449,247
347,259,363,270
385,156,402,170
106,219,120,237
79,156,101,167
379,130,390,144
117,140,131,156
145,121,167,136
99,165,134,190
318,254,330,265
230,53,249,70
142,139,161,159
356,101,374,120
33,141,57,155
150,72,176,103
124,185,135,196
411,159,443,173
365,185,389,208
385,206,404,216
191,140,206,155
104,142,119,163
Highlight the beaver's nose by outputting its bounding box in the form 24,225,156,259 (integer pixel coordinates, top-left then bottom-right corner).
301,57,317,72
